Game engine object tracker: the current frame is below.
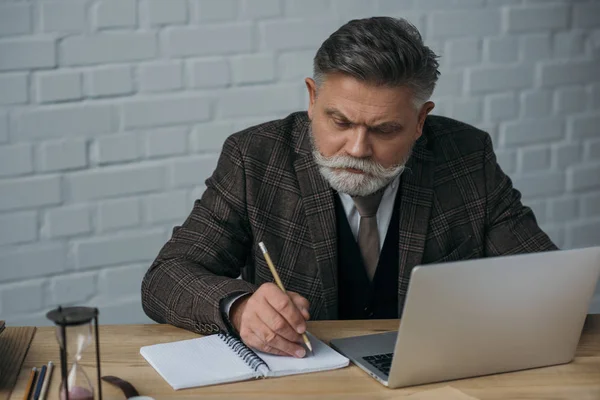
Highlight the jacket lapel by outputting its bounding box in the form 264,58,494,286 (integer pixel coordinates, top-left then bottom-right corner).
397,132,435,314
293,120,338,320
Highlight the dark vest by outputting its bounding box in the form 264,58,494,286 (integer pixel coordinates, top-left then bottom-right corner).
336,188,401,320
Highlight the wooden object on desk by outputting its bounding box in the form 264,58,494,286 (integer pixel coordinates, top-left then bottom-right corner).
7,315,600,400
0,326,36,400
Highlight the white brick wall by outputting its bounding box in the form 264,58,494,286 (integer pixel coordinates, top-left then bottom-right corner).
1,0,599,326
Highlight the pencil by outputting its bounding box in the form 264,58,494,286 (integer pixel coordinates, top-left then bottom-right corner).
23,367,37,400
258,241,313,353
32,365,46,400
38,361,53,400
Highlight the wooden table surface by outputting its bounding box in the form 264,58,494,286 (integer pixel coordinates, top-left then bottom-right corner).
8,315,600,400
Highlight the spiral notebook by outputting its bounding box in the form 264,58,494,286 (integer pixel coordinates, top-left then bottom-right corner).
140,332,349,389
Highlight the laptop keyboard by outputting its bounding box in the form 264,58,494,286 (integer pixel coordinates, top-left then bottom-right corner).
363,352,394,376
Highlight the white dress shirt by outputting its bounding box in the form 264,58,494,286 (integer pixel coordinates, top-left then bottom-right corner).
223,175,402,320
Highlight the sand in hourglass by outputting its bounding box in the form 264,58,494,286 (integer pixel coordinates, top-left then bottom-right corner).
60,386,94,400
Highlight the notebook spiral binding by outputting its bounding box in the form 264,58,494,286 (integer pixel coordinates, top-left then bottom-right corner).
218,334,269,373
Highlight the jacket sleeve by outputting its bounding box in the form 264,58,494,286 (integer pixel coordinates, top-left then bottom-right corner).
141,135,258,335
483,134,559,256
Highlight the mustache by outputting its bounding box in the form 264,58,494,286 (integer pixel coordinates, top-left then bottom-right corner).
312,152,405,178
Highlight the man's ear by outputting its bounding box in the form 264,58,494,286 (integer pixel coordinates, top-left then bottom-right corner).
416,101,435,140
305,78,318,120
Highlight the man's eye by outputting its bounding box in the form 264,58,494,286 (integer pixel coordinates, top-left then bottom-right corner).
334,120,351,129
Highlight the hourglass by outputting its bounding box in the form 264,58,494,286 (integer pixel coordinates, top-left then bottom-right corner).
47,306,103,400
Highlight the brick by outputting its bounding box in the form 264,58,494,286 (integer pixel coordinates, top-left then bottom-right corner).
586,139,600,162
93,133,140,165
512,172,565,198
15,104,112,141
554,31,585,58
376,0,413,13
573,3,600,28
219,84,304,117
38,138,87,172
98,264,147,298
549,197,579,224
0,280,45,314
525,200,547,225
541,60,600,87
61,33,156,66
450,98,481,125
122,96,211,129
262,19,339,50
484,93,517,122
40,1,86,32
44,205,91,238
139,61,183,93
519,145,551,172
582,192,600,218
240,0,281,19
278,50,315,81
284,0,332,17
0,244,66,283
144,127,188,158
0,175,61,211
197,0,237,21
501,117,564,147
190,186,206,205
568,114,600,140
519,34,551,62
0,4,31,36
429,10,500,38
189,58,230,88
94,297,151,324
436,71,465,97
191,122,234,152
0,112,7,143
484,36,517,64
75,230,165,269
0,38,55,71
93,0,137,29
0,211,37,246
332,0,376,19
414,0,484,7
592,83,600,109
495,149,517,174
506,4,568,32
50,272,97,305
232,54,275,85
468,66,533,94
567,219,600,248
170,155,219,187
85,66,134,97
145,191,189,223
555,86,587,114
445,38,481,68
0,143,33,177
521,90,552,118
68,165,165,201
97,198,141,231
146,0,188,25
0,73,28,105
165,24,253,56
36,71,82,103
568,164,600,192
553,142,582,170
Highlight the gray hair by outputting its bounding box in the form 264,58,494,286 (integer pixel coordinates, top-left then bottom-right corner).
313,17,440,108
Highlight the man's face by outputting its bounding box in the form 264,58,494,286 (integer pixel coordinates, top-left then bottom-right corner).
306,73,434,197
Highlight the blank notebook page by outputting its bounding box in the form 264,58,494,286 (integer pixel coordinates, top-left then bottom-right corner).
256,333,350,377
140,335,259,390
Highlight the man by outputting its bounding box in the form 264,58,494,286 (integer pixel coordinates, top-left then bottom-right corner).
142,17,557,359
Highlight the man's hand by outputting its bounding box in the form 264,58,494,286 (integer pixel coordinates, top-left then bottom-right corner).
230,283,311,358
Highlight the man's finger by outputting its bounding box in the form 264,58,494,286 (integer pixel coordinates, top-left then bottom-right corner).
256,299,303,344
244,330,288,357
252,320,306,358
264,292,307,334
288,292,310,320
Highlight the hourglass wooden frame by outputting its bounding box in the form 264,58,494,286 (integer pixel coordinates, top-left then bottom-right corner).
46,306,103,400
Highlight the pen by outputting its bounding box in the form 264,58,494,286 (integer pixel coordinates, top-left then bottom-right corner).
32,364,46,400
23,367,37,400
38,361,53,400
258,241,313,353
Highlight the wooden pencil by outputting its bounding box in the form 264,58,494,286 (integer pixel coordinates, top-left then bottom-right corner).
23,367,37,400
38,361,53,400
258,241,313,353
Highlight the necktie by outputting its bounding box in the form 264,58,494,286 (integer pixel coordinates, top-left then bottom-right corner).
352,190,385,281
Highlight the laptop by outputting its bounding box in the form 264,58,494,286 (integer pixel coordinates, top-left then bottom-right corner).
329,246,600,388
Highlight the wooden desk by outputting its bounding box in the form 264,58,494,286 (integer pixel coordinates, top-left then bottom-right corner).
8,315,600,400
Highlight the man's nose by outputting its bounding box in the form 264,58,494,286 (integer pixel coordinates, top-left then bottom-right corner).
345,126,372,159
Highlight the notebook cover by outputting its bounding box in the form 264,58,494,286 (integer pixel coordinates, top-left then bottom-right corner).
0,326,37,400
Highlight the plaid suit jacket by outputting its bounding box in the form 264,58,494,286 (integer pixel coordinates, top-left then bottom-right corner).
141,111,557,335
